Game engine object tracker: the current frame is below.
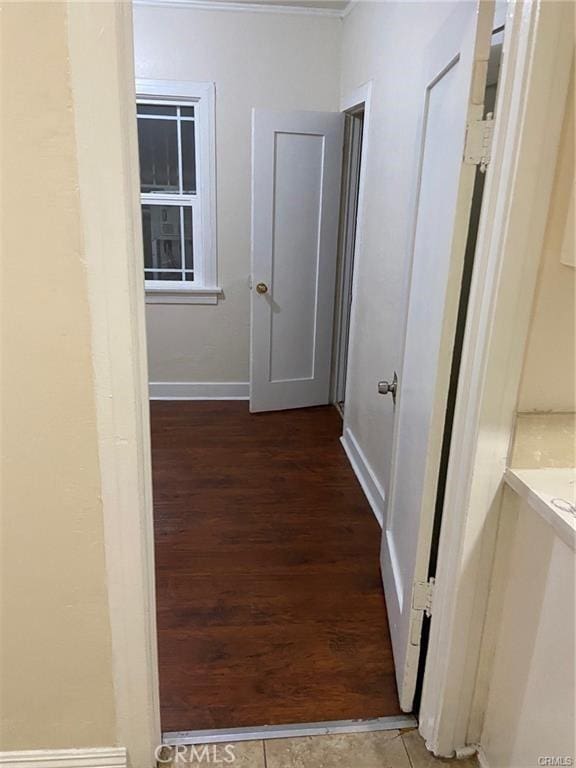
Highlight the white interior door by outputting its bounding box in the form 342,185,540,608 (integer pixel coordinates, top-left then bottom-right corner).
250,109,344,412
381,2,493,711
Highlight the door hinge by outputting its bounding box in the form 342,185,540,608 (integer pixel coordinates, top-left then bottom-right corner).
412,577,435,618
464,114,494,173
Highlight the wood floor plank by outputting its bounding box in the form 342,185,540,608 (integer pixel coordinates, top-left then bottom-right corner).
151,402,402,731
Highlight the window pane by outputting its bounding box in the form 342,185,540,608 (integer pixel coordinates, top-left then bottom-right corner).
184,272,195,281
145,270,183,281
141,205,183,272
181,120,197,194
142,206,153,268
184,207,193,270
180,106,195,118
137,104,177,116
138,118,179,193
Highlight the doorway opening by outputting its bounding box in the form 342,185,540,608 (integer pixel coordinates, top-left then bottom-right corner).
148,89,406,740
332,106,365,416
135,0,498,745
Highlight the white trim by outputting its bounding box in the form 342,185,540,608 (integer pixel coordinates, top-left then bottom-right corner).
134,0,346,18
145,286,222,304
339,80,373,457
331,96,365,404
149,381,249,400
67,4,161,765
340,0,356,20
419,0,574,757
135,78,213,103
0,748,127,768
340,427,386,527
136,79,218,292
340,80,372,114
164,716,416,745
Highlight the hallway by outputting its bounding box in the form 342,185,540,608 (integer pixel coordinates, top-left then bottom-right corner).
151,402,401,732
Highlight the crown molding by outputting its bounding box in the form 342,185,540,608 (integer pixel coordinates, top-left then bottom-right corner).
340,0,357,18
134,0,351,18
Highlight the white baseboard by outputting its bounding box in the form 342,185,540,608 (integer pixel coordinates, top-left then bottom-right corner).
0,748,127,768
149,381,249,400
340,427,386,527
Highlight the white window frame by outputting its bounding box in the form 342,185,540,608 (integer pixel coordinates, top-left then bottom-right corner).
136,79,220,304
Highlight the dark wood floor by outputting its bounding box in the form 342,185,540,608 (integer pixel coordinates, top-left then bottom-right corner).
151,402,401,732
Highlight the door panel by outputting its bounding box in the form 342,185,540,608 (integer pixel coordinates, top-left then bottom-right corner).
381,1,493,711
250,110,344,412
269,132,323,383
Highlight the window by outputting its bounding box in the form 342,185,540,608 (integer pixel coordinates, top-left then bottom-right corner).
136,80,219,304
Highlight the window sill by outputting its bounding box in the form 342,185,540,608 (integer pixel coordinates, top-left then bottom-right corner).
145,286,223,305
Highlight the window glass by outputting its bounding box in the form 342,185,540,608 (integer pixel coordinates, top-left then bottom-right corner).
141,205,182,271
181,120,197,194
138,118,179,193
184,207,193,271
145,270,184,281
137,104,177,117
145,269,195,281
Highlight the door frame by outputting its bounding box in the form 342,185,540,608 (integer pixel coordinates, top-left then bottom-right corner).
331,82,373,410
335,81,373,414
92,1,572,763
67,2,162,765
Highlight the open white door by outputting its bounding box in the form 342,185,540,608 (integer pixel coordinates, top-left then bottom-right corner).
381,2,494,711
250,110,344,412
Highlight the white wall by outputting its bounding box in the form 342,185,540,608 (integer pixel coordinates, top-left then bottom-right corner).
510,64,575,469
133,5,341,385
517,65,575,413
479,69,575,768
339,1,457,491
1,0,122,751
479,488,576,768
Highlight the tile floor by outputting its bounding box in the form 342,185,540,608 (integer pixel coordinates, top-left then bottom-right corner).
163,728,479,767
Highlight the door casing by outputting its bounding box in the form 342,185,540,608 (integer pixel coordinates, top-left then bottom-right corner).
331,107,364,411
90,1,570,761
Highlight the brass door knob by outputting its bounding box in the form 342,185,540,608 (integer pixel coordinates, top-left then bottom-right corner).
256,282,268,294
